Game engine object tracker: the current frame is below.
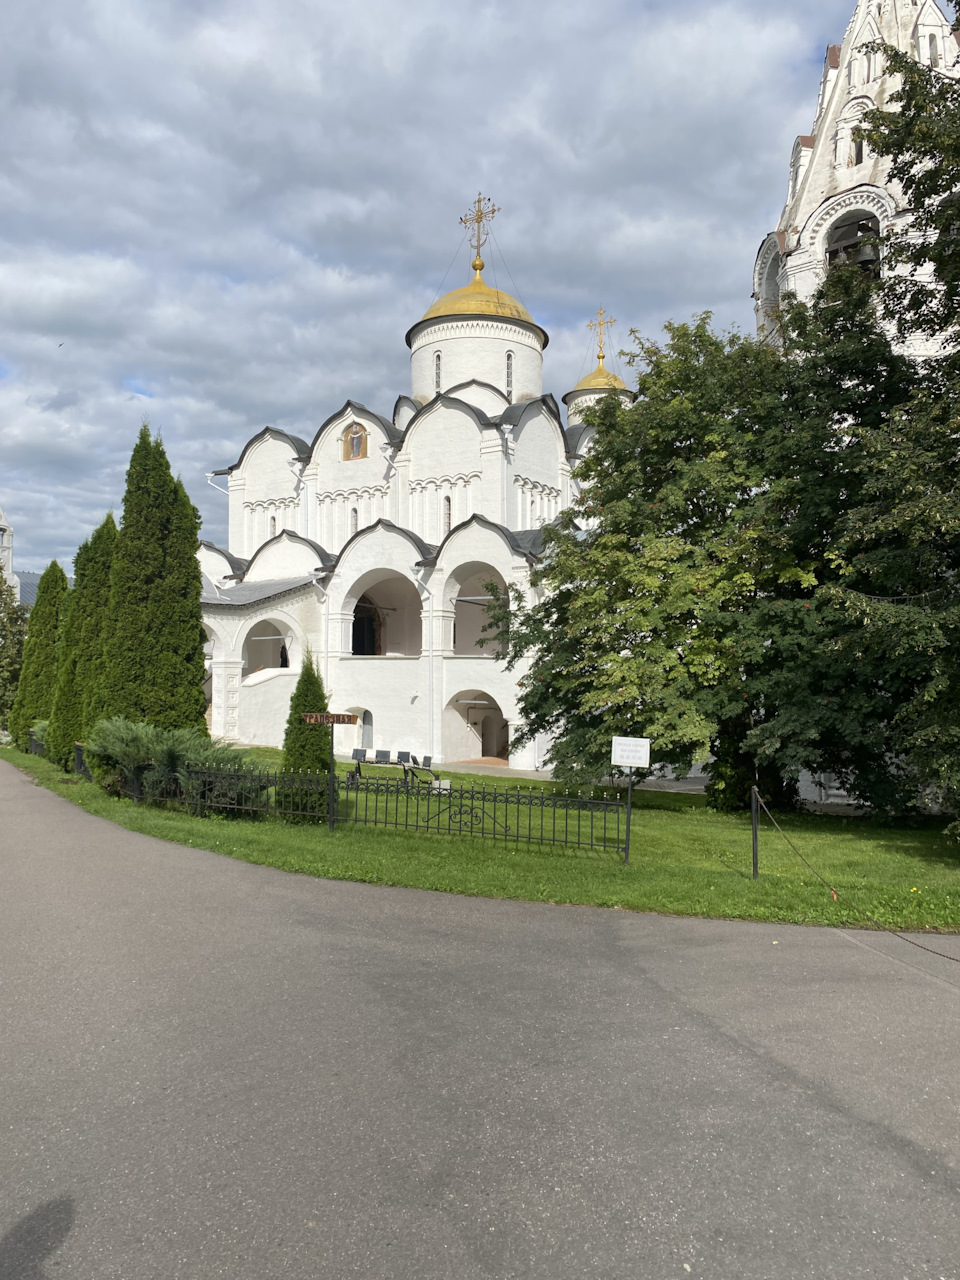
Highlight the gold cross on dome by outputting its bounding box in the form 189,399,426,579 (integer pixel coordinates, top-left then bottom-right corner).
460,193,501,266
587,307,616,363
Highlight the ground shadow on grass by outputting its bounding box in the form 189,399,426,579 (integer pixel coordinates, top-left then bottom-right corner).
0,1198,75,1279
756,806,960,873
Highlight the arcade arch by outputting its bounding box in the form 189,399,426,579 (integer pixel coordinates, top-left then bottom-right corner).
443,689,509,762
344,571,423,657
443,562,508,655
241,619,293,676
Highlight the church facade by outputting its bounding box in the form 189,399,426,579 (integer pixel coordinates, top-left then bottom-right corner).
199,199,629,765
754,0,958,352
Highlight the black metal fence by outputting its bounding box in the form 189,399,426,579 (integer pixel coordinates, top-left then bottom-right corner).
335,775,625,854
59,747,629,858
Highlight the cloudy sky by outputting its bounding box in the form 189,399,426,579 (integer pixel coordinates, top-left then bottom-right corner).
2,0,859,570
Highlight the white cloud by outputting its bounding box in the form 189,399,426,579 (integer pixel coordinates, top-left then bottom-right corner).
0,0,858,568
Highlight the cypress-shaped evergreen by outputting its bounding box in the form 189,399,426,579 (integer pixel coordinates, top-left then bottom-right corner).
77,514,118,737
9,560,68,750
151,478,207,729
45,542,89,768
100,427,206,729
0,563,28,731
282,651,331,774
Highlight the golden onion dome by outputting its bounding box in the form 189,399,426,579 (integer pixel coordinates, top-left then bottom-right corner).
566,357,628,397
407,257,548,347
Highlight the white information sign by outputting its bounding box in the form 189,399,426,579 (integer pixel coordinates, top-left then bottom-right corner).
611,737,651,770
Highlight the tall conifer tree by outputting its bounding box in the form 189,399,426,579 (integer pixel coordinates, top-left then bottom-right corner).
45,541,90,769
77,513,118,736
9,561,68,750
100,427,206,729
0,563,28,731
282,652,331,774
153,479,207,729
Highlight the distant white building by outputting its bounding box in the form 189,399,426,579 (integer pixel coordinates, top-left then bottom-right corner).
200,199,631,764
0,506,21,604
754,0,958,353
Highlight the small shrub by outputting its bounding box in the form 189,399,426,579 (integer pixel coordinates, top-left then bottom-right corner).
30,719,50,747
84,716,247,800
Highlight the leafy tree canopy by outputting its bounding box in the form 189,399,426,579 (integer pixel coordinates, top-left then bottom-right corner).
487,266,936,812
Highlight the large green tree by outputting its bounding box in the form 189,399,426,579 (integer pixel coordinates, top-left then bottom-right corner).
489,266,919,809
0,563,27,731
100,427,206,729
9,561,69,750
821,361,960,822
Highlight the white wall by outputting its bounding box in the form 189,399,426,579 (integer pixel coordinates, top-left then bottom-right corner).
410,317,543,404
230,434,304,559
237,669,299,746
244,534,324,582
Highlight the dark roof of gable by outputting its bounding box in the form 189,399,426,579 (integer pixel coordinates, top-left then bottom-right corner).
392,394,419,424
309,401,401,454
496,393,563,431
214,426,311,476
564,424,592,456
444,379,509,403
199,541,249,576
414,514,545,566
243,529,337,576
336,518,437,563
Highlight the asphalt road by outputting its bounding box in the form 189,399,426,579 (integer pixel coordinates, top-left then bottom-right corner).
2,759,960,1280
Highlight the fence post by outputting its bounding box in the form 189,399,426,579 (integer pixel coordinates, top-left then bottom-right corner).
624,768,634,865
751,786,759,880
328,724,336,832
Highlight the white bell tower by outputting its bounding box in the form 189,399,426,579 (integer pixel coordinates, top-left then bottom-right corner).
0,506,20,603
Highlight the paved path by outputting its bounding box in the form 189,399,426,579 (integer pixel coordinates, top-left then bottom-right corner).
1,759,959,1280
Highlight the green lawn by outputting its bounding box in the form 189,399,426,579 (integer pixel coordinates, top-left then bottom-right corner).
4,744,959,931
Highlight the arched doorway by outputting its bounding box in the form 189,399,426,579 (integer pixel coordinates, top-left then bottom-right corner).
443,689,509,763
242,620,292,676
446,563,508,655
348,574,422,657
352,596,381,655
345,708,375,750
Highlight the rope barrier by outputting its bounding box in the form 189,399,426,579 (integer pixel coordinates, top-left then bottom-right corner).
754,789,960,966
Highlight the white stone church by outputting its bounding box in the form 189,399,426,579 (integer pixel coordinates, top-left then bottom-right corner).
199,199,630,765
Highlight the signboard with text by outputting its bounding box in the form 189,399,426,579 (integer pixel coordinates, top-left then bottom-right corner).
301,713,359,726
611,737,651,769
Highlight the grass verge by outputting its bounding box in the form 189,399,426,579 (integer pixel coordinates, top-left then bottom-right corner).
4,745,960,930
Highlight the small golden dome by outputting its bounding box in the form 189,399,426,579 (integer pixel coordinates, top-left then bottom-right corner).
570,357,627,394
409,258,548,347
